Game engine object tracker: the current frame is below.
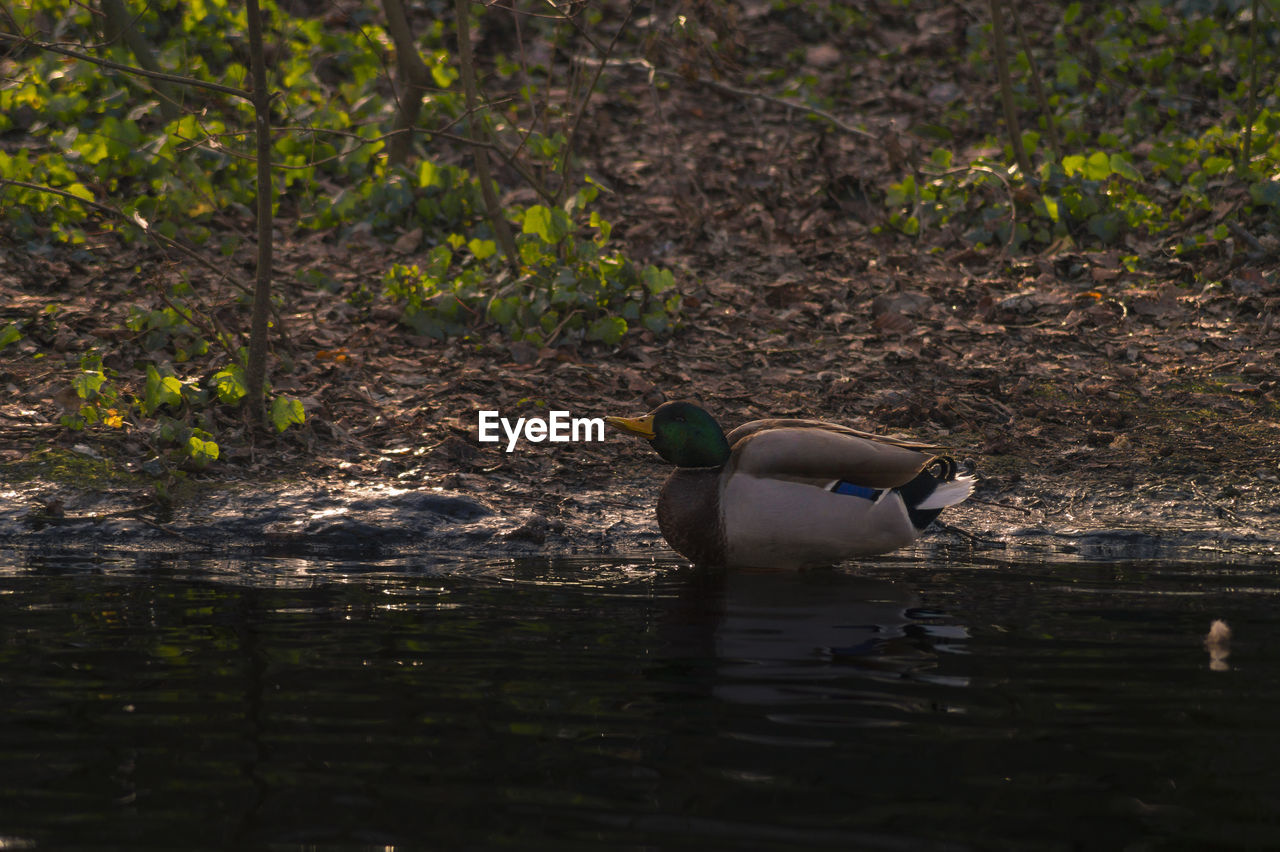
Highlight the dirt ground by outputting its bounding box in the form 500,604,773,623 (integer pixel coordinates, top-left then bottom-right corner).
2,2,1278,552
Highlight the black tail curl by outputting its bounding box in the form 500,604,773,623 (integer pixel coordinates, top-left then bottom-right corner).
924,456,978,482
900,456,977,530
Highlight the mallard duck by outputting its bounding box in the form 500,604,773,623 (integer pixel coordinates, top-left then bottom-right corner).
605,401,975,569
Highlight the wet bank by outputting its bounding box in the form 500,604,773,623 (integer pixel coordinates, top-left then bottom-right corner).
3,462,1278,564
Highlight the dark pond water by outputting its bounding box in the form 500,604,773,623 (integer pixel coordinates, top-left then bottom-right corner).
2,545,1278,850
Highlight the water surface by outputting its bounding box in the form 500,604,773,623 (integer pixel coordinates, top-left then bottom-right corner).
1,547,1277,849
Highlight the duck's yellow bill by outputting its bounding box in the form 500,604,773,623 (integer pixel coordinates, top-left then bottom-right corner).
604,414,655,440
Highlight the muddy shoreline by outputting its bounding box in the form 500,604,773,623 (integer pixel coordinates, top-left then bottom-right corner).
5,461,1277,565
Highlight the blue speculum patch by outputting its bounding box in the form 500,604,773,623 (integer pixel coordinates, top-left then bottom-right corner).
831,480,881,500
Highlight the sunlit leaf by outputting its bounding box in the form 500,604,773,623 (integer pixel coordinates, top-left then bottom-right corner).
468,238,497,260
144,365,184,415
271,395,306,433
1042,195,1061,223
523,205,554,243
1084,151,1113,180
0,323,21,349
213,365,248,405
186,434,220,462
73,370,106,400
430,62,458,89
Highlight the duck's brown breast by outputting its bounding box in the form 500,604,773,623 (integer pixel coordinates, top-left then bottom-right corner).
656,468,726,565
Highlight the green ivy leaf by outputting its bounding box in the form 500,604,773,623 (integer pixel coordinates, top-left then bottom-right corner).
586,315,627,345
143,365,184,415
73,369,106,400
488,296,518,325
588,211,612,245
417,160,439,188
64,180,93,201
523,205,552,242
1084,151,1113,180
468,238,497,260
1108,154,1142,181
1201,156,1232,177
213,365,248,405
642,266,676,295
186,434,220,461
1087,211,1122,243
0,323,21,349
642,311,670,333
522,205,571,244
518,240,544,266
270,395,306,433
184,434,220,469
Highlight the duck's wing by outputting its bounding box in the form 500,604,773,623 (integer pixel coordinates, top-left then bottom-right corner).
726,421,941,489
726,418,947,453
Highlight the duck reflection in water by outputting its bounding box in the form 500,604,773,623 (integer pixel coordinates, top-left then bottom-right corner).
660,566,971,713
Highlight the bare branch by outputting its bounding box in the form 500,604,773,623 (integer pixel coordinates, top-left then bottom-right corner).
988,0,1032,177
0,30,251,100
0,177,250,293
1009,4,1061,163
554,0,637,202
99,0,181,120
590,56,877,141
0,177,248,362
454,0,519,271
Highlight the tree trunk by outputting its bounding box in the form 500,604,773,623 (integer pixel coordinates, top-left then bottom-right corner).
244,0,275,427
382,0,433,166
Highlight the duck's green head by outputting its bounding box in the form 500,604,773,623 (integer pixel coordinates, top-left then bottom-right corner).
606,401,731,468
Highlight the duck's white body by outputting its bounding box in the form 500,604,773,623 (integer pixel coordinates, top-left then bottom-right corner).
721,477,925,568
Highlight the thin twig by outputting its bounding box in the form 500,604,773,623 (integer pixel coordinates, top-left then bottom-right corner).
967,496,1037,515
0,178,252,296
924,164,1020,254
0,30,250,99
1191,480,1247,526
454,0,519,270
134,515,213,546
1228,221,1266,253
554,0,638,202
638,46,710,211
544,308,583,345
987,0,1032,177
154,288,241,365
933,521,1002,548
585,56,876,141
1009,4,1060,164
1243,0,1261,165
